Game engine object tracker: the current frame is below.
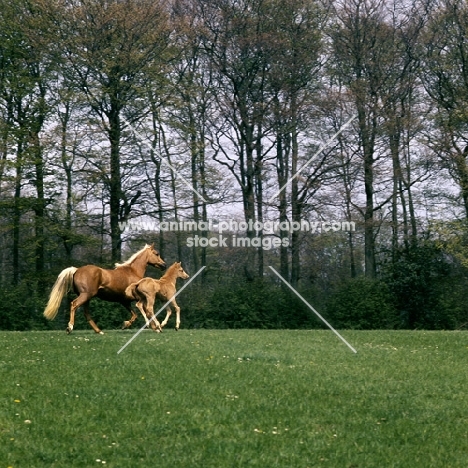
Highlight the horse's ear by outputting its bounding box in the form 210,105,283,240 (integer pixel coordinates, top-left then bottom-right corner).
150,243,155,248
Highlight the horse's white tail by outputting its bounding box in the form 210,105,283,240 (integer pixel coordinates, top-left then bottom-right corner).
43,267,78,320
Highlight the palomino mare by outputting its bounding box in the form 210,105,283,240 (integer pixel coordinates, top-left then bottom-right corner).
125,262,189,332
43,244,166,334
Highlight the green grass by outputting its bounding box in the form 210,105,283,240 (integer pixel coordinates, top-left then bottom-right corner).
1,329,467,467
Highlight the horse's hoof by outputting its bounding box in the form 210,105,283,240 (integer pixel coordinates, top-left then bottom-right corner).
121,321,129,330
66,323,73,334
66,328,72,334
99,331,104,335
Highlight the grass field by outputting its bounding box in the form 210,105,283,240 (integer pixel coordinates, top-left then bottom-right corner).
1,329,467,467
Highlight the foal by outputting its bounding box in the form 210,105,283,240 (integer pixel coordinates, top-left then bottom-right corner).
125,262,189,331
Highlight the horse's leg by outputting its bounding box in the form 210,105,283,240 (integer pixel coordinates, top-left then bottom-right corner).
122,307,139,330
122,313,137,329
68,293,92,334
83,302,104,335
122,298,161,332
67,299,77,334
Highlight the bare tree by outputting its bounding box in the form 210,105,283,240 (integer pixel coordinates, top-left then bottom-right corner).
43,0,172,261
0,0,54,284
421,0,468,220
265,0,326,285
331,0,405,277
198,0,273,277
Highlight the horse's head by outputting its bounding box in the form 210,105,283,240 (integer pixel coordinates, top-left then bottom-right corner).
175,262,190,280
147,244,166,270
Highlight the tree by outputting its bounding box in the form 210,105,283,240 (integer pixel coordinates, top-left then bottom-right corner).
44,0,172,261
166,2,216,277
330,0,425,277
265,0,326,286
198,0,274,278
421,0,468,220
0,0,55,285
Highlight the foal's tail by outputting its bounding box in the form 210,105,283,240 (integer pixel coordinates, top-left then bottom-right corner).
43,267,78,320
124,283,138,301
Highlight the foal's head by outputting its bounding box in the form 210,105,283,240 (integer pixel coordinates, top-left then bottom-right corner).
166,262,190,281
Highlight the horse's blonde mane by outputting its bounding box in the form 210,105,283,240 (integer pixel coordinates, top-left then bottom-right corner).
114,244,151,268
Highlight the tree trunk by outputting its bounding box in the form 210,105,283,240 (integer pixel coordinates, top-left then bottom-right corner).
31,129,45,284
190,112,200,273
12,138,23,286
357,103,377,279
275,130,290,280
59,101,74,260
290,95,300,287
389,118,401,256
255,122,264,278
108,105,122,263
199,130,208,283
455,146,468,220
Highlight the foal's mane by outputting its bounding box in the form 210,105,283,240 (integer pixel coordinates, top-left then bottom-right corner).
114,244,151,269
162,262,180,278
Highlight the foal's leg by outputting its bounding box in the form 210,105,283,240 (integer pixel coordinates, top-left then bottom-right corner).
135,299,153,328
172,299,182,331
145,295,162,332
159,305,172,330
137,301,151,327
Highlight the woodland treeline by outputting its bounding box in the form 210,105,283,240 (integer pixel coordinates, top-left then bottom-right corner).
1,0,468,331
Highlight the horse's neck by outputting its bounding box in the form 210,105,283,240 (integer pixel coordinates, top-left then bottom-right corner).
129,252,149,278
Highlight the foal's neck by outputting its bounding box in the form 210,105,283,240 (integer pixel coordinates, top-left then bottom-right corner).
162,265,178,284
